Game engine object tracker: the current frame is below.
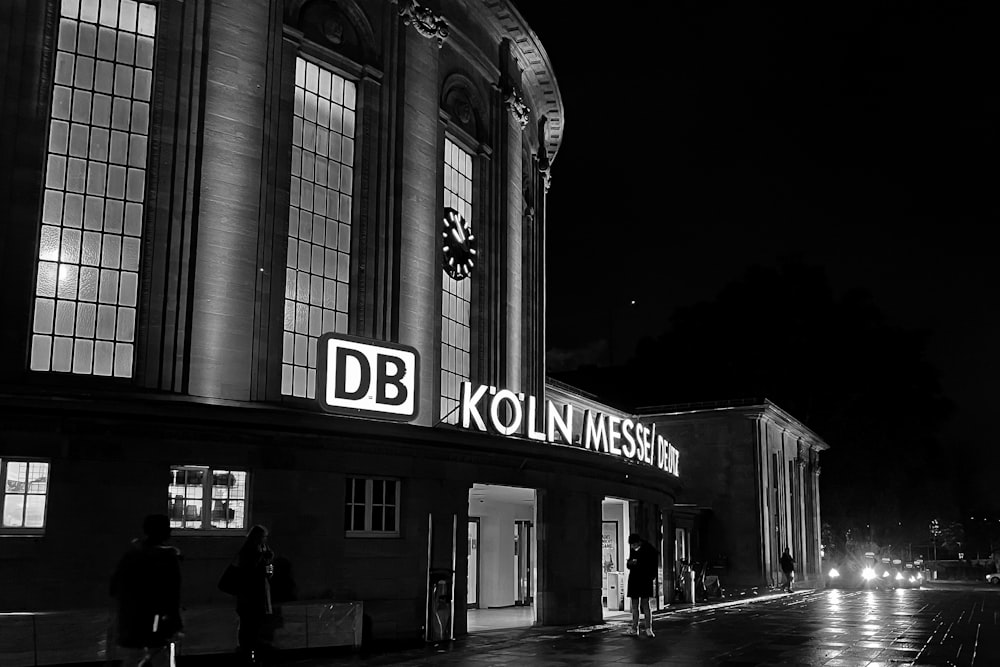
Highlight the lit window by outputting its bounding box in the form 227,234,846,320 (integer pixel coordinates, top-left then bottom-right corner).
345,477,399,536
30,0,158,377
440,138,472,424
168,465,248,531
1,459,51,533
282,57,357,399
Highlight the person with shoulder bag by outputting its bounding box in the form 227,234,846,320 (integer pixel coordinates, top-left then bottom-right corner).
219,525,275,666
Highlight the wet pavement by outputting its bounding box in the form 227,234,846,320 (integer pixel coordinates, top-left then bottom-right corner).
257,584,1000,666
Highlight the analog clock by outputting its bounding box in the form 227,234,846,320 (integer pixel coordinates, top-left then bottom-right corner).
441,207,477,280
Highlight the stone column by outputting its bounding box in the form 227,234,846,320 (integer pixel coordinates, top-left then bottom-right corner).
187,0,274,399
394,2,445,425
753,418,772,588
0,0,51,381
796,457,808,576
812,461,822,577
503,101,523,392
535,487,603,625
498,47,528,392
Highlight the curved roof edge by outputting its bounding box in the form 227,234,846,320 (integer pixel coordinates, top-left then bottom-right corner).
479,0,565,165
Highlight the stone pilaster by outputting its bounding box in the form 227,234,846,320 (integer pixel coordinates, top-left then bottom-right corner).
395,4,442,425
186,0,274,399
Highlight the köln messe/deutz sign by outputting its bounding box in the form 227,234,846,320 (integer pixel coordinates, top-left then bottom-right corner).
459,382,680,477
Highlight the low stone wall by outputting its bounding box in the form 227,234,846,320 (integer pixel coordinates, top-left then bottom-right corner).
0,600,362,666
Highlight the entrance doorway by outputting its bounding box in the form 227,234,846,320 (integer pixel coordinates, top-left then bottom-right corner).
467,483,536,631
602,497,632,620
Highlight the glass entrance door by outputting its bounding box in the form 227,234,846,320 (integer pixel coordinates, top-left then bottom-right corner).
514,520,533,605
468,519,480,608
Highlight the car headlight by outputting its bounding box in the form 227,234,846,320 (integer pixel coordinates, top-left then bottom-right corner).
828,568,840,578
883,571,891,578
862,567,875,580
917,573,923,580
895,572,904,580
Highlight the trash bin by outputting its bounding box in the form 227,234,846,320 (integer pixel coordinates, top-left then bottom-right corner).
606,572,624,611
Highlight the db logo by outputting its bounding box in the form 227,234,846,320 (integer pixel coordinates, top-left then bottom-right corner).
316,334,420,421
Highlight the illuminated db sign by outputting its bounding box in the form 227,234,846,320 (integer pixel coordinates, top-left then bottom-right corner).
317,334,419,421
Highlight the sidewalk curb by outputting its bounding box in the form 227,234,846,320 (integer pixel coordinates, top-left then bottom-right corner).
563,589,815,636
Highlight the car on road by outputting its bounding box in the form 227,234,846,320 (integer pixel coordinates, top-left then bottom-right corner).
987,572,1000,585
901,562,923,588
825,551,895,590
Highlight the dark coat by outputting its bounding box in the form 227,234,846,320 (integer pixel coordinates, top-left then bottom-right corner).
780,552,795,574
626,541,658,598
110,539,182,648
235,546,274,618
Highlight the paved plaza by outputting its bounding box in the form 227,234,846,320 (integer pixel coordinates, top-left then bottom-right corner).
245,584,1000,666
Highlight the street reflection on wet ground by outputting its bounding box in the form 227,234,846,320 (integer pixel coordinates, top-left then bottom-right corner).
270,587,1000,666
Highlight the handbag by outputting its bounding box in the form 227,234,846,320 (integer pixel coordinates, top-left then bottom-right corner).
218,563,242,595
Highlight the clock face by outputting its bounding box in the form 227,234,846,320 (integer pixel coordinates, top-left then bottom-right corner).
441,207,477,280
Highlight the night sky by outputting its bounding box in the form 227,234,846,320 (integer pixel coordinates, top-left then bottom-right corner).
514,3,998,515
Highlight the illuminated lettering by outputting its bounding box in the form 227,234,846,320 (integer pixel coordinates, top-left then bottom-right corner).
490,389,522,436
318,335,419,420
583,410,609,453
525,395,547,441
621,419,637,458
461,383,489,430
608,416,622,455
547,400,573,444
455,381,680,478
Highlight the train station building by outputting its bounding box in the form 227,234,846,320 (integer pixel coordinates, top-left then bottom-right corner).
0,0,826,662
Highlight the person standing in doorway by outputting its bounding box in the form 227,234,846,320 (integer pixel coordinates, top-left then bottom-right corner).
232,524,275,666
779,547,796,592
109,514,183,666
625,533,658,638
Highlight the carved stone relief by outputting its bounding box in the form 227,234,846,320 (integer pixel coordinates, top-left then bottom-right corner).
294,0,372,64
396,0,449,47
503,87,530,129
441,74,485,142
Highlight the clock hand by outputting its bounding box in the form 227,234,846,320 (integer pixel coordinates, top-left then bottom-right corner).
451,224,466,244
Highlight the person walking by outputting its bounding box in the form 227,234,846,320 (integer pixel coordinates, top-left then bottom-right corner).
230,524,275,666
779,547,796,592
109,514,183,667
624,533,658,638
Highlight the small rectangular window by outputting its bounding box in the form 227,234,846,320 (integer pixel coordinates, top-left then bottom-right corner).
168,465,248,531
1,458,51,534
345,477,399,537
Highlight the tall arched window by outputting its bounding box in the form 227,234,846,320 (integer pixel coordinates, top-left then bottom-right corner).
281,57,356,399
30,0,157,377
440,138,473,424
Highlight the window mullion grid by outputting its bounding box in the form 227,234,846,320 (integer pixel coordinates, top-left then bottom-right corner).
364,478,373,532
202,470,211,530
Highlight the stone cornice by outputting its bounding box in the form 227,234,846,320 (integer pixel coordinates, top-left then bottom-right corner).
476,0,565,167
634,399,830,452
